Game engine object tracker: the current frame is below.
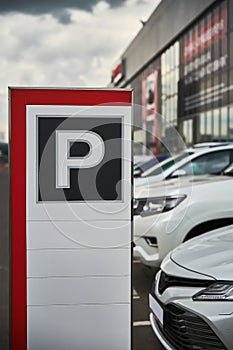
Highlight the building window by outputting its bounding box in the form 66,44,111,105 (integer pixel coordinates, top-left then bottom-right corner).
206,110,212,139
200,112,206,142
161,41,179,126
229,105,233,140
183,119,193,145
220,107,228,140
197,106,230,142
213,109,220,140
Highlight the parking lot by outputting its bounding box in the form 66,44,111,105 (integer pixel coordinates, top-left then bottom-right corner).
133,260,163,350
4,146,233,350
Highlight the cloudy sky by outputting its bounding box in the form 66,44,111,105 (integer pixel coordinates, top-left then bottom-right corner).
0,0,161,140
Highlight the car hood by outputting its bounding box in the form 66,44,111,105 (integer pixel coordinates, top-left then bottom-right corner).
171,225,233,280
134,174,232,199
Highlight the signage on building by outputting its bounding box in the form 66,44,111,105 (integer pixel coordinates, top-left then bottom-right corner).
9,87,132,350
111,60,125,85
142,70,159,155
183,8,227,63
179,4,233,117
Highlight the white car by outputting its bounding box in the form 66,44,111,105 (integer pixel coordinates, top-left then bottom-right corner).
149,225,233,350
134,171,233,267
135,143,233,187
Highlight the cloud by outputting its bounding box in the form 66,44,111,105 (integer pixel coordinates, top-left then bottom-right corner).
0,0,129,25
52,9,73,25
0,0,161,139
0,0,127,16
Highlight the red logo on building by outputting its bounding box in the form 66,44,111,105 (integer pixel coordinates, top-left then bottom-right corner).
183,8,227,63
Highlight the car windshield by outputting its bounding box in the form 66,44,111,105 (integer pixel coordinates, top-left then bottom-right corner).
141,151,193,178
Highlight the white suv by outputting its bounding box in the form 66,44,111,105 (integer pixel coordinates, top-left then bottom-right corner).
133,170,233,267
135,143,233,187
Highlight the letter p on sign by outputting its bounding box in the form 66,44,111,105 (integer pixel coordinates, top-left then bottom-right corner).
56,130,105,188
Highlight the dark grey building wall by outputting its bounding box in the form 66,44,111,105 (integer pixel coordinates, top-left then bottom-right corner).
120,0,216,85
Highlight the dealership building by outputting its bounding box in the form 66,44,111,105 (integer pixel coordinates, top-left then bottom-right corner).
110,0,233,155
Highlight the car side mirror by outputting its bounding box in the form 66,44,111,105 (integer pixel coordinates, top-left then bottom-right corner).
134,169,142,177
170,169,187,178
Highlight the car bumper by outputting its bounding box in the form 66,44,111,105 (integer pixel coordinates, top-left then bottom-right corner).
133,211,189,267
149,270,233,349
133,237,160,267
149,311,174,350
149,295,231,350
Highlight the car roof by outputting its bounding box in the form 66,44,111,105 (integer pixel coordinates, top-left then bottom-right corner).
187,143,233,153
191,141,233,148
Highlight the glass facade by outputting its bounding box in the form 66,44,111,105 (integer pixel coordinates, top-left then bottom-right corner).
179,0,233,144
119,0,233,155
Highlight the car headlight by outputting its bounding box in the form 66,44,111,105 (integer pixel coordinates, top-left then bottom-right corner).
133,195,186,217
193,283,233,301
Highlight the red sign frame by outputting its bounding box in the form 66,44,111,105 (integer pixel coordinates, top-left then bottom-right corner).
9,87,132,349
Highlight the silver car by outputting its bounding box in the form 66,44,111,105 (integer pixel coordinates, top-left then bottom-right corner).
149,225,233,350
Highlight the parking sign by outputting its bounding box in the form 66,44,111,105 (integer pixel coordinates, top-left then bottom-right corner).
10,88,133,350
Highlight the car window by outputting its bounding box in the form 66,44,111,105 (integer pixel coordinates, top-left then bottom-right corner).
141,151,192,177
178,150,233,175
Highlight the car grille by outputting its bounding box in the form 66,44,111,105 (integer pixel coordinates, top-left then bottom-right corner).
158,271,213,295
156,303,226,350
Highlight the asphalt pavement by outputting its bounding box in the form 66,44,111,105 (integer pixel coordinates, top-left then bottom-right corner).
133,260,164,350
